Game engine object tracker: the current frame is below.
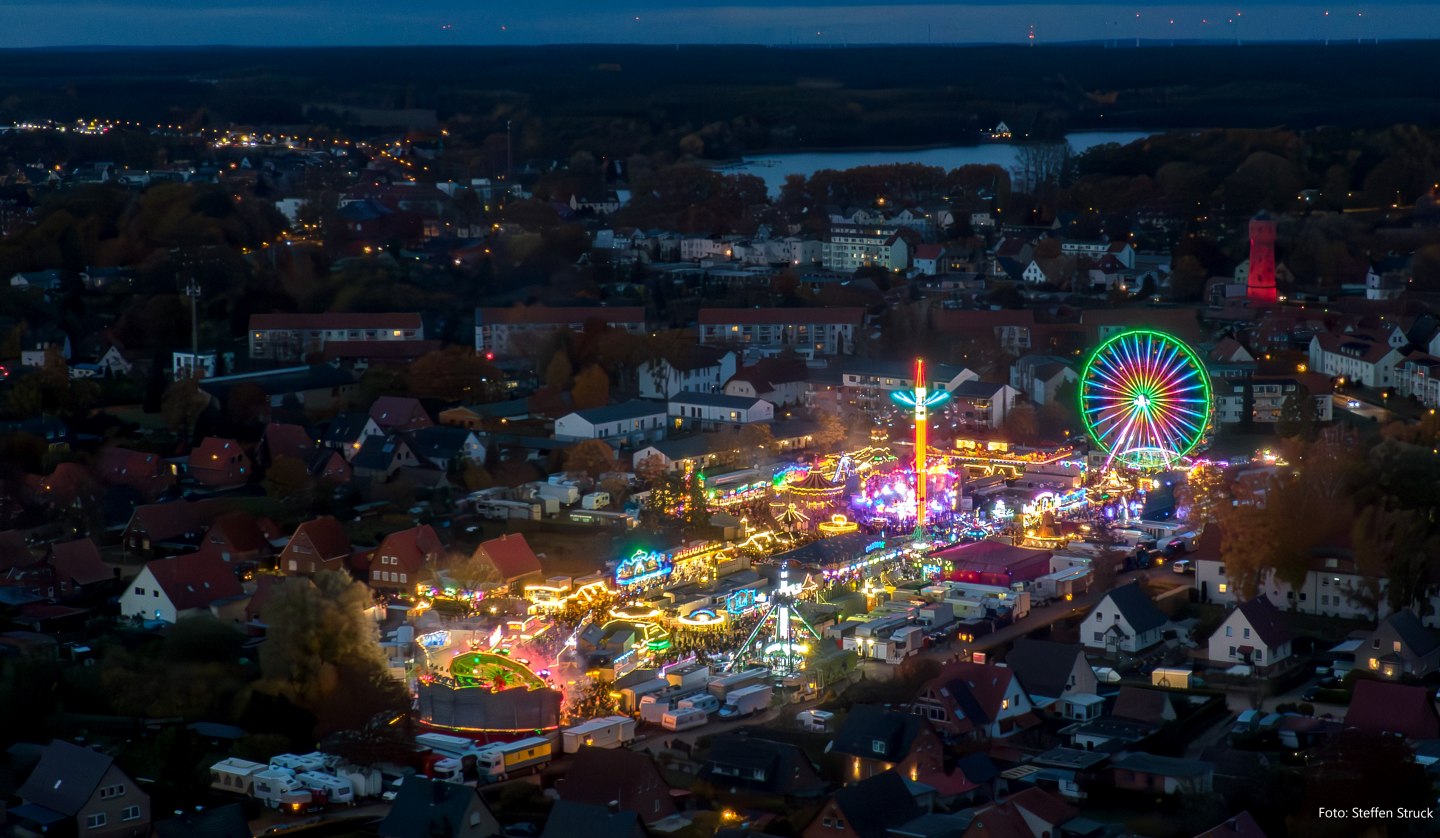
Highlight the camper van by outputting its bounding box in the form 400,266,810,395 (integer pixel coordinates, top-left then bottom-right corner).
297,772,355,805
252,768,304,808
661,707,708,731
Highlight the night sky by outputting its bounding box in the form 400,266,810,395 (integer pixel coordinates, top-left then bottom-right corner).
1,1,1433,47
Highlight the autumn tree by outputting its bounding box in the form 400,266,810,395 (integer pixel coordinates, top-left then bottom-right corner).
545,349,574,390
264,455,314,501
814,411,847,452
634,454,668,486
1001,402,1040,445
571,364,611,410
408,347,499,403
1276,385,1317,441
738,423,777,462
564,439,616,478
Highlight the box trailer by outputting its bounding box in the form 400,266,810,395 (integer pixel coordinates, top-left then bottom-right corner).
707,667,771,700
1151,667,1194,689
562,716,637,753
717,684,772,719
472,736,553,782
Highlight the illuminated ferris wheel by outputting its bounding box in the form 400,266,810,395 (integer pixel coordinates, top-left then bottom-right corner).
1080,329,1212,470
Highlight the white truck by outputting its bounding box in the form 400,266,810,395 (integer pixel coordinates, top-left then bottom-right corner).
796,709,835,732
661,707,708,731
562,716,637,753
717,684,772,720
210,758,268,795
472,736,553,783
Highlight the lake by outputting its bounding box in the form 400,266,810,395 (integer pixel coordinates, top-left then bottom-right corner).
730,130,1155,196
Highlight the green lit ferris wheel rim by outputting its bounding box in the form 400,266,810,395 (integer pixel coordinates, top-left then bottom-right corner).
1079,329,1212,469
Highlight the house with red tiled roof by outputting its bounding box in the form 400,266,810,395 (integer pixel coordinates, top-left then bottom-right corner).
369,396,433,432
187,438,252,490
470,533,542,587
1345,680,1440,739
94,447,174,500
723,357,811,407
552,748,676,824
28,462,101,510
119,552,247,624
309,449,352,484
45,539,114,597
279,516,353,576
959,787,1079,838
366,525,442,591
912,243,947,276
122,499,233,556
914,661,1040,740
259,422,315,466
196,511,282,566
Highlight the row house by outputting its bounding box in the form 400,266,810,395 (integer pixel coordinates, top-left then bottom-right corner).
697,307,863,357
1009,355,1077,407
949,380,1021,429
474,305,645,357
668,392,774,431
1060,239,1135,268
838,359,976,414
1307,333,1405,388
553,401,666,445
1212,374,1335,425
248,312,424,362
1196,550,1388,622
1397,353,1440,408
820,224,911,273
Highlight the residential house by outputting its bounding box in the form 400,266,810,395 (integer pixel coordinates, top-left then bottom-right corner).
259,422,316,466
821,224,912,273
829,704,944,784
1194,811,1267,838
119,552,247,624
668,392,774,431
948,380,1020,428
701,734,827,798
1196,546,1387,622
1112,687,1178,726
1109,753,1213,795
474,305,646,357
1009,355,1077,407
93,447,175,500
11,740,150,838
350,436,419,481
553,401,666,445
406,426,484,471
1207,598,1293,672
1082,583,1166,656
1346,680,1440,738
552,748,676,824
912,243,946,276
279,517,353,576
367,525,442,592
45,538,114,598
1212,375,1334,426
723,357,811,407
802,770,924,838
1397,352,1440,409
539,801,645,838
369,396,433,432
377,776,501,838
638,346,739,400
121,499,232,556
470,533,543,588
1361,610,1440,679
629,435,735,474
839,359,977,415
248,312,425,362
957,787,1080,838
19,326,72,367
193,511,281,566
913,661,1039,740
1005,639,1097,703
187,438,251,490
1307,333,1404,388
697,307,863,357
321,412,385,457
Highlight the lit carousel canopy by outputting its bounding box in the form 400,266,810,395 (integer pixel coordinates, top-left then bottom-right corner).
786,469,843,508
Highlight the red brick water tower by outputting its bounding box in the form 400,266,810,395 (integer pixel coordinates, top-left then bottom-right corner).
1247,212,1278,304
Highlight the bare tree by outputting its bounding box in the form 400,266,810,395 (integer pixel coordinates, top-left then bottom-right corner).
1011,142,1077,193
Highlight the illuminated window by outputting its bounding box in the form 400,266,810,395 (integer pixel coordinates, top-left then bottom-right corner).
1217,583,1228,594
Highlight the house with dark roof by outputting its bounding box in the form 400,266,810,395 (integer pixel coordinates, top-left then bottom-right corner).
1207,598,1293,672
1111,687,1178,726
377,775,500,838
553,401,666,445
366,524,442,592
801,770,924,838
829,704,945,782
470,533,542,587
552,747,676,824
1004,639,1097,703
279,516,354,576
1082,583,1166,656
701,733,827,798
669,391,775,430
187,438,251,490
321,412,384,457
11,739,150,837
539,800,645,838
406,426,484,471
914,661,1040,741
1361,610,1440,679
350,435,419,480
638,345,739,399
121,498,233,556
1110,752,1214,795
118,552,247,625
1346,680,1440,739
